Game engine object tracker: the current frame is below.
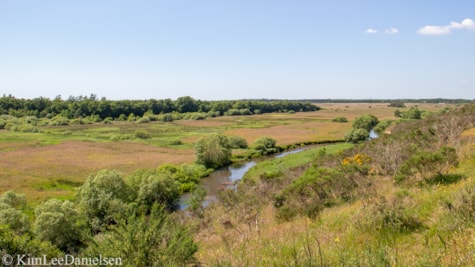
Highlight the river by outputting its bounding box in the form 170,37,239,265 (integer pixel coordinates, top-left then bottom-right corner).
178,148,305,209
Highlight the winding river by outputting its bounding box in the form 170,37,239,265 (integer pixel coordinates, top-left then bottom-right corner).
178,148,304,209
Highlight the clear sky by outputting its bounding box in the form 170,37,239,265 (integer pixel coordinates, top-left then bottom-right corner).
0,0,474,100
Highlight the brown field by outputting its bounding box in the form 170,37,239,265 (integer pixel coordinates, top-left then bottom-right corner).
0,141,194,201
0,102,455,201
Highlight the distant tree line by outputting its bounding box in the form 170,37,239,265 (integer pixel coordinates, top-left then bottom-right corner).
0,95,319,119
301,98,472,104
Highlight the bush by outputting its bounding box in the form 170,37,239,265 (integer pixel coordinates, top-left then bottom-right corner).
0,191,27,209
77,170,131,233
388,101,406,108
251,137,278,155
373,120,393,134
370,195,423,233
345,128,369,143
102,117,113,124
332,116,348,123
127,168,181,212
397,147,458,183
34,199,87,252
136,116,150,123
450,185,475,224
352,114,379,131
49,116,69,126
169,139,183,146
159,113,174,122
83,204,198,266
195,134,231,168
0,203,29,234
134,130,151,139
228,136,248,149
225,109,242,116
18,124,39,133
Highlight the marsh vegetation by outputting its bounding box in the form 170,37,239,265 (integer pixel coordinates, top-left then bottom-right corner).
1,96,472,266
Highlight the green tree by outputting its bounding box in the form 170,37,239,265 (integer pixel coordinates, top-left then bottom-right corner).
0,191,27,209
175,96,198,113
345,128,370,143
127,168,181,212
195,134,231,168
0,224,61,260
0,204,30,234
77,170,131,233
0,191,29,234
34,199,88,252
352,114,379,131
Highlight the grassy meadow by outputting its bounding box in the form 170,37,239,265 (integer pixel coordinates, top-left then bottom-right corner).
0,102,453,202
190,103,475,266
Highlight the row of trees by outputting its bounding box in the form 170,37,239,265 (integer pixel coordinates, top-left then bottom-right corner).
0,95,319,119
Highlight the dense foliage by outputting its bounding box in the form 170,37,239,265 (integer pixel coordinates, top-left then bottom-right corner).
0,163,204,265
0,95,319,120
195,134,232,168
345,114,379,143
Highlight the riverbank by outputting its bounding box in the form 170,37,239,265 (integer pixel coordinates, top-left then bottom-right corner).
179,142,353,210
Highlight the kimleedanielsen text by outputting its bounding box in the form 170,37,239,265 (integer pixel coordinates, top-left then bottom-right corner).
2,254,122,266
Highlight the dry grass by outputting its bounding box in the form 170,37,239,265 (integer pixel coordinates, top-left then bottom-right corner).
0,103,452,202
0,141,194,202
225,122,348,146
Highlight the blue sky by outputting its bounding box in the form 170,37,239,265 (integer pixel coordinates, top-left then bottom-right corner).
0,0,474,100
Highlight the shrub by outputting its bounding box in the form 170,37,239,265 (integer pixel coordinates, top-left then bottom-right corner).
373,120,393,134
332,116,348,123
34,199,87,252
195,134,231,168
370,196,423,233
228,136,248,149
49,116,69,126
450,185,475,224
251,136,278,155
388,101,406,108
102,117,113,124
134,130,151,139
127,168,181,211
225,109,242,116
159,113,174,122
240,109,252,115
0,191,27,209
352,114,379,131
18,124,39,133
345,128,369,143
0,205,29,232
77,170,131,233
397,147,458,183
169,139,183,146
83,204,198,266
136,116,150,123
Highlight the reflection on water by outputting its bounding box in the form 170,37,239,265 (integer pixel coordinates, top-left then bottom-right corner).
369,129,379,139
274,148,304,158
178,149,306,210
178,161,256,209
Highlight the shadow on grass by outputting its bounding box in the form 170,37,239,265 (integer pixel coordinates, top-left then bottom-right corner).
426,174,464,185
